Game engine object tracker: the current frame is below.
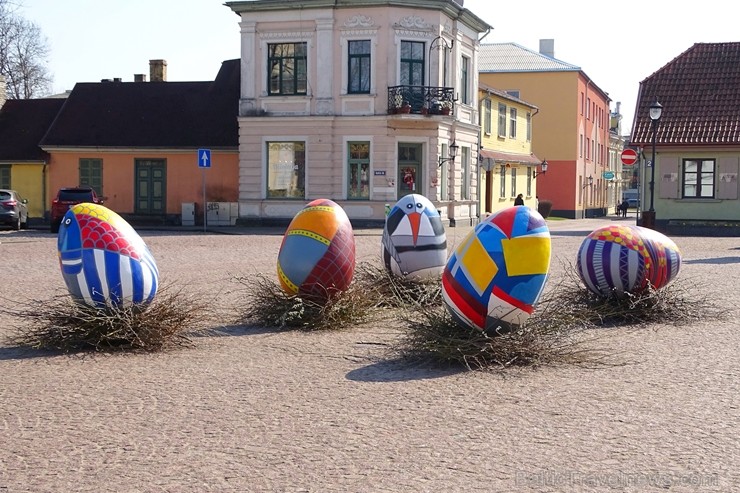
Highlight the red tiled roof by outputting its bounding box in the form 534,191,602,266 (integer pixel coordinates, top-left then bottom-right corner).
631,42,740,146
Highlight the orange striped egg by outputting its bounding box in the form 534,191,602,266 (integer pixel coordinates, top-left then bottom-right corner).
277,199,355,301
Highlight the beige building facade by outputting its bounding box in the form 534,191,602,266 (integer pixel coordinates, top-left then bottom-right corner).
226,0,490,226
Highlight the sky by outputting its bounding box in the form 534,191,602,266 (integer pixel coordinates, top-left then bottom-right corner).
18,0,740,135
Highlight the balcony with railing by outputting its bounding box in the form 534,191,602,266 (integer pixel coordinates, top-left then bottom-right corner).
387,85,455,116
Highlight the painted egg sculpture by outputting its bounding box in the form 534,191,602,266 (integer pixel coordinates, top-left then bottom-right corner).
57,203,159,308
577,225,682,296
633,226,682,290
277,199,356,300
381,194,447,280
442,206,551,332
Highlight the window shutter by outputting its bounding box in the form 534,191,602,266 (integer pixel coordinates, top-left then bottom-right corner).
658,156,680,199
717,157,739,200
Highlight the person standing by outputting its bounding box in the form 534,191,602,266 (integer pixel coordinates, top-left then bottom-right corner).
514,193,524,206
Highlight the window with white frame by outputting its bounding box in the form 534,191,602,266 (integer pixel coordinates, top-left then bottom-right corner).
526,167,532,197
499,165,506,197
347,40,371,94
268,43,307,95
510,167,516,197
682,159,715,198
526,112,531,141
509,108,517,138
483,99,492,135
498,103,506,137
267,141,305,198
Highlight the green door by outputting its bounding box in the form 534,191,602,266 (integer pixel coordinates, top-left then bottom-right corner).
135,159,166,214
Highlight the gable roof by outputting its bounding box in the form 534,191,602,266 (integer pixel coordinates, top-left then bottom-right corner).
0,98,65,162
631,42,740,146
41,59,240,149
479,82,538,110
479,42,581,73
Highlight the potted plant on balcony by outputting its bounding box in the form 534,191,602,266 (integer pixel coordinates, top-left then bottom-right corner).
400,100,412,113
440,100,452,115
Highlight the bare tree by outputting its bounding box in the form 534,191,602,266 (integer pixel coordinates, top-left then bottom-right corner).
0,0,52,99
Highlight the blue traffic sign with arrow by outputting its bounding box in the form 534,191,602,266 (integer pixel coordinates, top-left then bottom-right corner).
198,148,211,168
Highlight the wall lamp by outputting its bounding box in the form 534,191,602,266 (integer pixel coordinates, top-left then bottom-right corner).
532,159,548,179
583,175,594,188
438,140,459,167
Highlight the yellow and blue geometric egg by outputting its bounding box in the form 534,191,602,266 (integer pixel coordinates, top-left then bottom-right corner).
381,194,447,280
277,199,356,301
57,203,159,308
442,206,551,332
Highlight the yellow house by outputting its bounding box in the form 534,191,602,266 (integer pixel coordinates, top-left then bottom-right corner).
478,83,543,215
0,98,65,220
480,41,613,219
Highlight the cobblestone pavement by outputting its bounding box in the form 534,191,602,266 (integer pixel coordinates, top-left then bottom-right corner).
1,216,738,492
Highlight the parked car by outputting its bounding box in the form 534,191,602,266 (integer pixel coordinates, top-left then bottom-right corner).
0,189,29,230
50,187,102,233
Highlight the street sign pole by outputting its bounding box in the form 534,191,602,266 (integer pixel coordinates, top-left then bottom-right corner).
198,149,211,232
203,168,206,232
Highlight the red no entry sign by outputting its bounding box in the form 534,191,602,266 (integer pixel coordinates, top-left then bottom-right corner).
621,148,638,166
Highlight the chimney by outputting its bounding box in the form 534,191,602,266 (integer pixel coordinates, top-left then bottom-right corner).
149,59,167,82
539,39,555,59
113,77,122,83
134,74,147,82
0,74,6,109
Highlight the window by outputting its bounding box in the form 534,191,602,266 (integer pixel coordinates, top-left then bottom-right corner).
510,167,517,197
509,108,517,138
348,40,370,94
483,99,492,134
683,159,715,198
461,56,470,104
587,97,591,119
0,165,9,189
440,143,448,200
526,167,532,197
268,42,307,95
400,41,424,85
267,142,305,198
499,165,506,198
79,158,103,196
498,103,506,137
526,112,531,141
347,142,370,199
580,134,583,157
461,146,470,200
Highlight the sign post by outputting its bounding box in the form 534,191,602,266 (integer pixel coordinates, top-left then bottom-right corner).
620,148,638,166
198,149,211,232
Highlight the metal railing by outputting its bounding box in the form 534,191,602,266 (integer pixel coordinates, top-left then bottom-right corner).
387,85,455,115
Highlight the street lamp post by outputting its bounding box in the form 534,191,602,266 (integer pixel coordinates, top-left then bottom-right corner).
642,98,663,229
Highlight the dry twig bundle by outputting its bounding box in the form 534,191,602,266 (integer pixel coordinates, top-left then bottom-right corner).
234,272,382,331
353,261,442,308
2,284,210,353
